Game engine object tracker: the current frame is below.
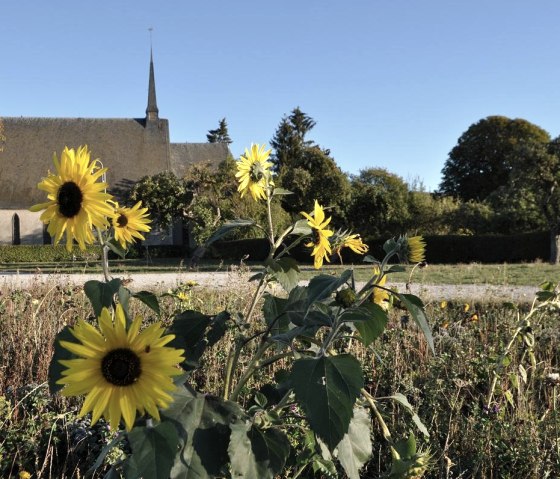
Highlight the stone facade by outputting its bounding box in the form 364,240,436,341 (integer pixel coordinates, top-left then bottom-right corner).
0,54,229,246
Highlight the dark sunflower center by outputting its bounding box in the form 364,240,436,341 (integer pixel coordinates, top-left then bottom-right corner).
101,348,141,386
312,228,321,245
116,214,128,228
57,182,83,218
249,162,265,182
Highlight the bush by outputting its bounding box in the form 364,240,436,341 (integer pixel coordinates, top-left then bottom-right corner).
0,245,101,263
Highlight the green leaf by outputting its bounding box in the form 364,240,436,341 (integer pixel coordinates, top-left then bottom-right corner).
205,219,255,246
133,291,160,315
307,270,352,304
291,354,364,450
263,294,290,337
382,393,429,438
106,238,127,259
272,187,293,196
341,303,388,346
335,407,372,479
118,286,132,318
229,422,290,479
383,238,398,255
385,264,406,273
291,219,312,236
86,432,125,476
48,326,75,394
126,422,179,479
398,294,434,354
504,389,515,408
169,311,212,370
163,387,247,479
266,257,300,292
84,279,122,317
205,311,230,347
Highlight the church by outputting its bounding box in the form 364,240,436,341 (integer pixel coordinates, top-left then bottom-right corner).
0,53,230,246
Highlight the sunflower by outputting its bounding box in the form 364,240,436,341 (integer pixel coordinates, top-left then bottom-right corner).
301,200,334,269
30,146,114,250
235,143,273,201
57,304,185,431
407,235,426,263
112,201,151,249
372,266,390,309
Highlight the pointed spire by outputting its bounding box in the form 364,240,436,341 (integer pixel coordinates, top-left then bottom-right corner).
146,47,159,121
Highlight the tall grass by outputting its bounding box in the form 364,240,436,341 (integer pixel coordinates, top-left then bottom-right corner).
0,276,558,478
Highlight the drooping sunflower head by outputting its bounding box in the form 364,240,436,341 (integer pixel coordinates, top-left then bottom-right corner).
30,145,114,251
57,304,185,431
112,201,152,249
235,144,274,201
301,200,334,269
331,230,369,263
406,235,426,263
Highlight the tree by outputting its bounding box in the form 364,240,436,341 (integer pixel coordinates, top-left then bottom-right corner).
129,171,193,233
278,146,351,220
206,118,232,144
270,107,316,172
347,168,410,238
439,116,551,201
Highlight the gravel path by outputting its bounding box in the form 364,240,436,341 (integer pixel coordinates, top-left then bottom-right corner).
0,271,540,302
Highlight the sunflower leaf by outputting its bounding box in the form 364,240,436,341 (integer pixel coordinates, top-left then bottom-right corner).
133,291,160,315
125,422,179,479
397,293,434,354
272,187,293,196
290,354,364,450
341,303,388,346
229,422,291,479
84,279,122,317
106,238,127,259
163,387,247,478
307,270,352,304
335,407,372,479
204,219,255,246
48,325,76,394
265,257,300,292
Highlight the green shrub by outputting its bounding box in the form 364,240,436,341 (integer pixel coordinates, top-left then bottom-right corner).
0,245,101,263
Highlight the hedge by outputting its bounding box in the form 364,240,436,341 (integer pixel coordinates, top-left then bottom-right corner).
0,244,185,263
208,231,551,265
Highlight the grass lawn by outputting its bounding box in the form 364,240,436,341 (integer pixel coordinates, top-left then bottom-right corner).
1,258,559,286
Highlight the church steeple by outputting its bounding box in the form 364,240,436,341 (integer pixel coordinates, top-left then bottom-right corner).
146,48,159,121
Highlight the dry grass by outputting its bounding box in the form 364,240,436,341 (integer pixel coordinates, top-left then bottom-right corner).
1,274,559,478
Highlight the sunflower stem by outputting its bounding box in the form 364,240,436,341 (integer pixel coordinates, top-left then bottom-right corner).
362,388,393,444
102,244,111,282
266,191,275,247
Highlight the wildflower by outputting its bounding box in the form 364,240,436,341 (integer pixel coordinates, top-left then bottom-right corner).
463,303,470,313
19,472,32,479
112,201,151,249
57,304,184,431
235,143,273,201
440,300,448,309
407,235,426,263
469,313,479,322
30,146,114,251
301,200,334,269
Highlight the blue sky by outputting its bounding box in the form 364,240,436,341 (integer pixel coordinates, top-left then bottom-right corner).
2,1,560,191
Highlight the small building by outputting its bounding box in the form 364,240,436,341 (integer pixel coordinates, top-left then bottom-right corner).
0,52,230,246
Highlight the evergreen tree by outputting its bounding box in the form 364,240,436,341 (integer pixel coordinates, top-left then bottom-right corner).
206,118,232,144
270,107,316,171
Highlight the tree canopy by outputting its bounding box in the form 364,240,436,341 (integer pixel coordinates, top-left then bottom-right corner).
206,118,232,144
439,116,551,201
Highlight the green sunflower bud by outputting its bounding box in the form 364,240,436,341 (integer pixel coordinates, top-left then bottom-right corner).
336,288,357,307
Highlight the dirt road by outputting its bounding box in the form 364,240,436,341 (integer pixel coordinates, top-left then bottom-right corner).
0,271,540,302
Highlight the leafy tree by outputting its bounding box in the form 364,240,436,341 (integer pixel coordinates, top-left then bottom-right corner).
129,171,193,234
407,191,461,235
505,139,560,262
347,168,410,238
439,116,551,201
206,117,232,144
278,146,351,221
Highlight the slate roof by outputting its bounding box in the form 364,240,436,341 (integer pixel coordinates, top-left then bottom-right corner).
170,142,230,178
